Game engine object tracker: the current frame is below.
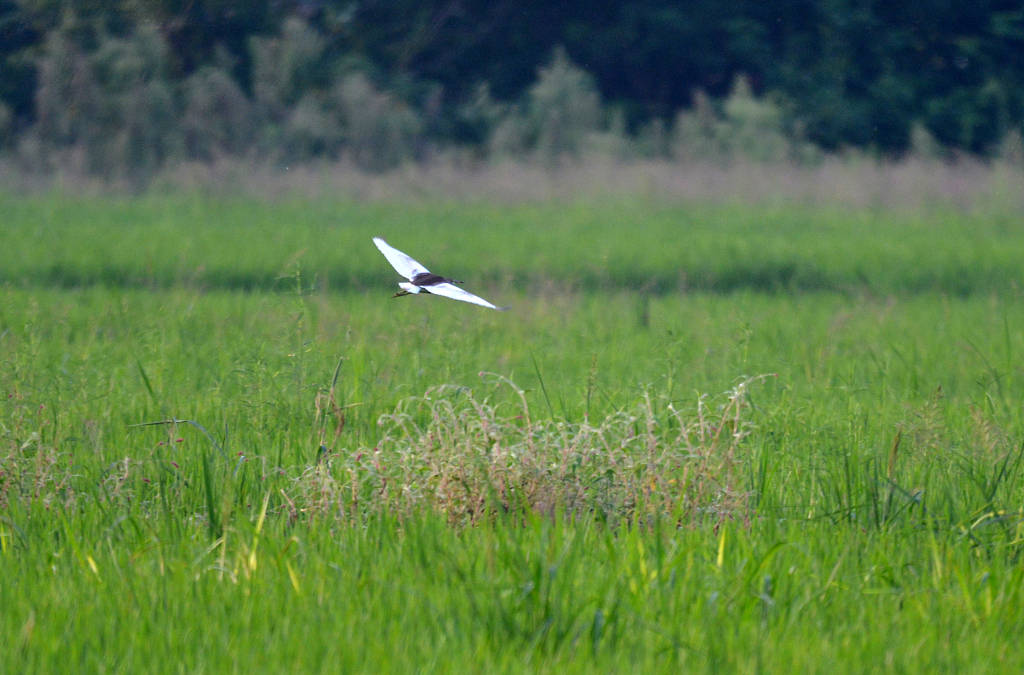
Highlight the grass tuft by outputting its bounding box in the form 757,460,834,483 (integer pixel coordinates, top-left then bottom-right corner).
295,375,771,526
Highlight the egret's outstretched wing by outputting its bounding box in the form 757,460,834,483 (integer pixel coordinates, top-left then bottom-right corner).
426,282,507,310
373,237,429,280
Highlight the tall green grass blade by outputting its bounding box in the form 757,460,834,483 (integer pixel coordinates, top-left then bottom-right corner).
530,352,556,421
201,450,221,540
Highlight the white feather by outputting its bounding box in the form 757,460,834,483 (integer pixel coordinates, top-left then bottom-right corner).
424,282,504,310
373,237,429,280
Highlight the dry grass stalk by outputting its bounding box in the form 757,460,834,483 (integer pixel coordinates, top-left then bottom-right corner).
297,375,772,526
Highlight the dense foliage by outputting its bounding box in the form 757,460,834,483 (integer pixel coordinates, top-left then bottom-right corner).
1,0,1023,176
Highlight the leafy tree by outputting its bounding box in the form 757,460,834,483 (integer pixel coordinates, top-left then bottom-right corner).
2,0,1024,171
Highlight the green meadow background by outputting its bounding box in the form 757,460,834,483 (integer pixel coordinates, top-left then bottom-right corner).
2,186,1024,671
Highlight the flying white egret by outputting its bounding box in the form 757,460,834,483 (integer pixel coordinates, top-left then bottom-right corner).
373,237,507,310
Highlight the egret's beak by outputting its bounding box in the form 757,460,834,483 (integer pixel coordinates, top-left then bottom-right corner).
392,289,411,298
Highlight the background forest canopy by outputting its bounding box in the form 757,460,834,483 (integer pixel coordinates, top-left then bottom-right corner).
1,0,1023,180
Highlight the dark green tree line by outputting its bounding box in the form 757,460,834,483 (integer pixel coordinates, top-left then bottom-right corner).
1,0,1022,174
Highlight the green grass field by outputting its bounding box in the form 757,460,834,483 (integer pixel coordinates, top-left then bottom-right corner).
2,189,1024,672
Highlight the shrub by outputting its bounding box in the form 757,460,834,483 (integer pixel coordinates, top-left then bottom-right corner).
482,48,606,162
672,76,816,164
636,116,670,159
282,93,342,160
329,72,422,171
182,66,255,160
998,128,1023,166
719,75,791,162
670,89,720,161
91,23,171,93
526,47,603,161
456,83,508,150
112,79,181,178
908,121,946,160
250,17,327,122
298,375,769,525
31,23,181,177
487,108,531,158
33,30,100,154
